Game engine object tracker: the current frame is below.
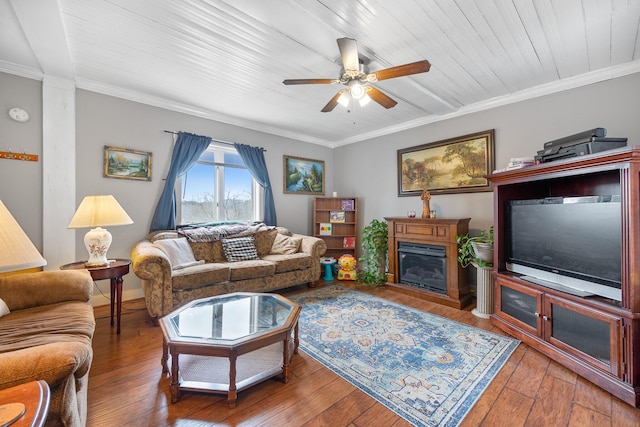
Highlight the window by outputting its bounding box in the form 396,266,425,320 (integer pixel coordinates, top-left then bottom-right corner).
176,142,262,225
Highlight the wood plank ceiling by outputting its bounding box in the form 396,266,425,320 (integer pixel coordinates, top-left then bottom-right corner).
1,0,639,147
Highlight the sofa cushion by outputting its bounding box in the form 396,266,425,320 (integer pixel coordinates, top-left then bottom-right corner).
154,237,205,270
227,260,276,281
222,237,260,262
253,229,278,256
262,253,311,273
171,263,230,291
270,233,302,255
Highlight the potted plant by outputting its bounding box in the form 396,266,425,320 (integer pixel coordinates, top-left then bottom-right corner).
456,226,494,268
358,219,388,286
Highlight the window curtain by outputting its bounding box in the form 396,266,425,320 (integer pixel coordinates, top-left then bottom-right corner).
234,143,277,226
150,132,211,232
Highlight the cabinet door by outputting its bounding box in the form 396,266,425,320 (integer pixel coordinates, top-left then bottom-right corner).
495,278,543,338
543,295,623,378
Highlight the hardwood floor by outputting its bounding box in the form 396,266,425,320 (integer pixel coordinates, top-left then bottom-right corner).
88,283,640,426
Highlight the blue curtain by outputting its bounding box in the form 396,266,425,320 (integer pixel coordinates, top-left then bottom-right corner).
150,132,211,232
234,143,277,226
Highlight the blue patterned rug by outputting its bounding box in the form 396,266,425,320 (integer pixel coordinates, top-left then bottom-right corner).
288,285,519,427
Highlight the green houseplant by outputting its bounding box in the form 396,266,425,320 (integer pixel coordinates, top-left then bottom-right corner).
456,226,494,268
358,219,388,286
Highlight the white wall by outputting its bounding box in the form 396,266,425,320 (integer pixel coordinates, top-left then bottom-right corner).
335,72,640,238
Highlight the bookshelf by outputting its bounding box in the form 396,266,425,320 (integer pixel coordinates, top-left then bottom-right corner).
313,197,358,260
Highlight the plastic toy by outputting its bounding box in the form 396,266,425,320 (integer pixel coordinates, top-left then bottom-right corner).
337,254,357,281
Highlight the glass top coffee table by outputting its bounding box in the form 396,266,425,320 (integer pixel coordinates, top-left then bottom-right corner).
159,292,301,407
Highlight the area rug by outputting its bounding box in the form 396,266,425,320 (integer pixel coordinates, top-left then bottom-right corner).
288,285,519,427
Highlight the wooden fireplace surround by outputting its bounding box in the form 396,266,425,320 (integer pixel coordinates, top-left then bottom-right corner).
385,217,472,309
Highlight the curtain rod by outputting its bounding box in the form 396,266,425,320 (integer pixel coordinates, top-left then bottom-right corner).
163,130,266,151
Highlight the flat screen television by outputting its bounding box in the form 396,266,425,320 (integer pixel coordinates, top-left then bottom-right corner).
506,195,622,301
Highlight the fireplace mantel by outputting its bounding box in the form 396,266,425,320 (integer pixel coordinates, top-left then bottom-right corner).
385,217,472,309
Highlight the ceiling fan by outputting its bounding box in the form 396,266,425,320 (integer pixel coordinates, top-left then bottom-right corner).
283,37,431,112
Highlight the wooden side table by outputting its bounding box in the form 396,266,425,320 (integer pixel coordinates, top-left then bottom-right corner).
0,380,50,427
60,259,131,334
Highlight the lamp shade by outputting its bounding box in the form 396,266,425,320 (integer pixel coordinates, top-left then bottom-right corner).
0,200,47,273
68,195,133,229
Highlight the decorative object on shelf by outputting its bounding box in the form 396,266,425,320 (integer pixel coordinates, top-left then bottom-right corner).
0,150,38,162
430,210,437,218
329,210,345,223
68,195,134,266
358,219,388,285
340,199,354,210
336,254,357,281
320,257,337,281
456,226,494,268
319,223,332,235
104,146,152,181
343,237,355,248
0,200,47,273
7,107,29,122
407,211,416,218
283,155,325,194
398,129,495,196
421,189,431,218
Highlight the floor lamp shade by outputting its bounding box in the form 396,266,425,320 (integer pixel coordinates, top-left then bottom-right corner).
68,195,133,266
0,200,47,273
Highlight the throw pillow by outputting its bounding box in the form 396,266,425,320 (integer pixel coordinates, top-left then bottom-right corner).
222,236,260,262
154,237,205,270
0,297,9,317
270,233,302,255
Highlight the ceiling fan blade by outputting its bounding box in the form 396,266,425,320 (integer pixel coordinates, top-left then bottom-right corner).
337,37,360,73
283,78,334,85
321,91,343,113
371,60,431,81
365,86,398,109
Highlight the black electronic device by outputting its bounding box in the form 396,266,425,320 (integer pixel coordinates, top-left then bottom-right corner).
535,138,628,163
542,127,607,149
506,195,622,301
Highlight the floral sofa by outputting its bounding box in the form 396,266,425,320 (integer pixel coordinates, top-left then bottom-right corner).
0,270,95,427
131,223,326,322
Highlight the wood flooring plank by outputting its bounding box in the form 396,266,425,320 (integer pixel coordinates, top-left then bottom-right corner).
568,403,611,427
481,388,535,427
506,347,550,398
525,375,575,427
301,388,375,426
572,375,612,417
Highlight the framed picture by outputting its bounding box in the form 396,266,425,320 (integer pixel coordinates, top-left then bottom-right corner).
104,146,152,181
341,199,355,210
283,155,325,195
397,129,495,196
330,210,346,223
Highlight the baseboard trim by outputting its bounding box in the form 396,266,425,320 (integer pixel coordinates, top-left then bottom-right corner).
90,287,144,307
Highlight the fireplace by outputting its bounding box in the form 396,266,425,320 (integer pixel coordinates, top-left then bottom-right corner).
398,242,447,294
385,217,472,309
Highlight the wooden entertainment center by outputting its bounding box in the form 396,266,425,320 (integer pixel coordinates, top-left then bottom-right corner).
488,147,640,406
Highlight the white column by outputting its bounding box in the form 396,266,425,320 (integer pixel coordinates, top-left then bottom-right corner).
42,76,76,269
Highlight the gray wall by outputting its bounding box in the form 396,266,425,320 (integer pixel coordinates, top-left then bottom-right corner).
335,72,640,238
2,70,640,301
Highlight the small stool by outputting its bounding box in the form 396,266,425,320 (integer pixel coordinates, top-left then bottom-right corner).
320,257,337,281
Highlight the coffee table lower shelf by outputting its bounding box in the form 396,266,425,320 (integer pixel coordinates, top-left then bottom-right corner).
162,339,295,407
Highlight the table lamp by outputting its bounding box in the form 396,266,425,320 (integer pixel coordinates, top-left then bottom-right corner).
68,195,133,267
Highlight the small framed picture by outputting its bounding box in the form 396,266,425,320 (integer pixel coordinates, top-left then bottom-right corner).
330,211,346,223
319,223,332,235
341,199,355,210
104,146,152,181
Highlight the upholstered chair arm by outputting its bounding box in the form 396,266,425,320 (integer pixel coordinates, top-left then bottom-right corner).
0,270,93,311
295,234,327,258
130,239,174,320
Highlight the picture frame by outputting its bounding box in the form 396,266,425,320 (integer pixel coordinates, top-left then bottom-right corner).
330,210,346,223
397,129,495,196
340,199,355,210
104,146,152,181
283,155,325,195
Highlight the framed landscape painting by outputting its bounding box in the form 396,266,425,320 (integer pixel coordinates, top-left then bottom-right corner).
283,155,325,195
104,146,152,181
397,129,495,196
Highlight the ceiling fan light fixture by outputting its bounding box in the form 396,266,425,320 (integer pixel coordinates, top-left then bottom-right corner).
337,91,350,107
349,81,365,99
358,93,371,107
